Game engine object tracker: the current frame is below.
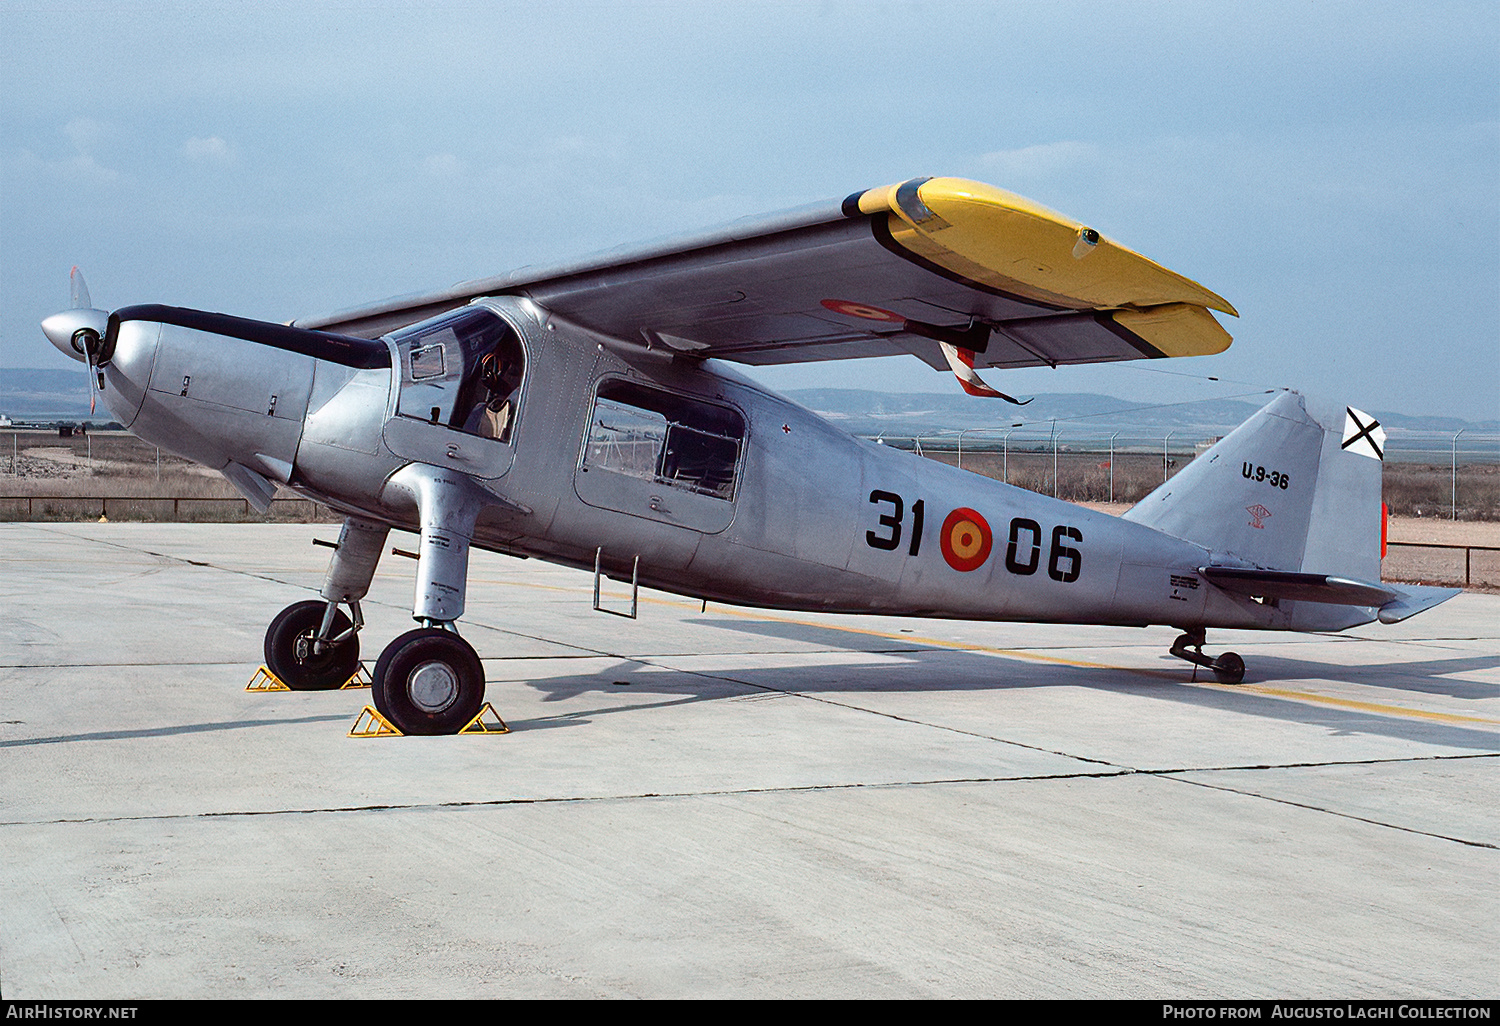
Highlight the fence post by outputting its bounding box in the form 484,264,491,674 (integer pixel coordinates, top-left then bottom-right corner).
1452,429,1464,521
1109,431,1119,504
1164,430,1177,483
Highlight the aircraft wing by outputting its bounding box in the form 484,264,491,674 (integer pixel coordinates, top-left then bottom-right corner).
296,177,1236,373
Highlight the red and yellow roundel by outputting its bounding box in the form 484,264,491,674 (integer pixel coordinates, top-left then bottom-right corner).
940,507,993,572
820,298,905,323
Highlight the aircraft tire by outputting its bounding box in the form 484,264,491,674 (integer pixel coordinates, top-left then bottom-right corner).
264,600,360,691
373,628,485,735
1212,652,1245,685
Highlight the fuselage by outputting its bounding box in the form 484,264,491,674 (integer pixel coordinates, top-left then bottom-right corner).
90,296,1289,633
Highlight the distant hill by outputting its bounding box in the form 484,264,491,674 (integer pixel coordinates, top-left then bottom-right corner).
0,368,96,418
779,388,1500,440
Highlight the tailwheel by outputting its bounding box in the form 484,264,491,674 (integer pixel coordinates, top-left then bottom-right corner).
1169,628,1247,685
1211,652,1245,686
373,628,485,735
265,600,360,690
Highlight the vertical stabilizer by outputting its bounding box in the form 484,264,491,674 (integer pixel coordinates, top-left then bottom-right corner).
1123,391,1383,582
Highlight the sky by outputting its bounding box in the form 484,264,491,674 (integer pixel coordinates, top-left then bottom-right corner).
2,0,1496,420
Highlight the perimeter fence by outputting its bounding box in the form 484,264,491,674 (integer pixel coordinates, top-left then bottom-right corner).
1,424,1496,523
874,427,1500,520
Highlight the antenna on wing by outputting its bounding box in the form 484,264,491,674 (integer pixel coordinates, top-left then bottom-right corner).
938,342,1032,406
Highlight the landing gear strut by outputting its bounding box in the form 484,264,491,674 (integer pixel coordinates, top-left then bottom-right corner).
1170,627,1245,685
369,464,489,735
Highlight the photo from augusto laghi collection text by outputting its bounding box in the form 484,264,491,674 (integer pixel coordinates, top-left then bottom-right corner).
1161,1005,1494,1020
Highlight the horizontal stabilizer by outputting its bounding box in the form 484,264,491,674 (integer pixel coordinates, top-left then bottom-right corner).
1376,584,1463,624
1199,566,1398,607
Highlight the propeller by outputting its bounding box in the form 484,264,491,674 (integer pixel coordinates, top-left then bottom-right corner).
41,267,112,414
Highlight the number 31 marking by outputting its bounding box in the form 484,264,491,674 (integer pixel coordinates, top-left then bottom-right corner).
866,490,924,557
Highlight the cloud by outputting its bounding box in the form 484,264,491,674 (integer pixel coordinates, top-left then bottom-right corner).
978,141,1099,180
182,136,234,164
422,152,467,177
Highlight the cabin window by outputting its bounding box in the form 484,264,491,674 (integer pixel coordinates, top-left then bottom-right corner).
583,380,745,500
391,308,525,443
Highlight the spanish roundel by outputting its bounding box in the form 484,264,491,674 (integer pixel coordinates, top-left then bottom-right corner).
940,507,992,572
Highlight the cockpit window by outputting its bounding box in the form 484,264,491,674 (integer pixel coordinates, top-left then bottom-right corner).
583,380,745,500
391,308,524,443
408,343,446,380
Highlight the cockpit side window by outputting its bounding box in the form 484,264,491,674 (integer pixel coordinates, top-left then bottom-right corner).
392,309,524,443
582,380,745,500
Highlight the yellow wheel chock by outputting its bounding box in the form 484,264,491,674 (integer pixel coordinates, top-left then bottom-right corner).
349,706,402,737
348,702,509,738
245,666,291,692
460,703,510,734
245,663,370,692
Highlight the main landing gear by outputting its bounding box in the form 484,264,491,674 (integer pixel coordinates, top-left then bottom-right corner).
372,628,485,735
1169,627,1246,685
264,599,361,690
262,467,493,735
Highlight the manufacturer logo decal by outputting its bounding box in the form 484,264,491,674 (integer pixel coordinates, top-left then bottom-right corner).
1246,504,1272,530
940,507,993,572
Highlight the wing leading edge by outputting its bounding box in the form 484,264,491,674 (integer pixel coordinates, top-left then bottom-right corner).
297,177,1235,375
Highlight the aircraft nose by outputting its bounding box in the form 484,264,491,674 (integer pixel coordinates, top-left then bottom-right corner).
100,317,161,428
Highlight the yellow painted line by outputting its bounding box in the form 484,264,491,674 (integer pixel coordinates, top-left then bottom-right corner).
468,575,1122,670
1228,683,1500,727
471,577,1498,727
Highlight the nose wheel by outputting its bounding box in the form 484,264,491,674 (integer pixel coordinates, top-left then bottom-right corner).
372,628,486,735
264,600,361,690
1170,628,1246,685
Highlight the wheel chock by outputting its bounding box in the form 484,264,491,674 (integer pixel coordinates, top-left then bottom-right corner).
460,703,509,735
349,706,403,738
247,663,369,693
347,702,509,738
245,665,290,692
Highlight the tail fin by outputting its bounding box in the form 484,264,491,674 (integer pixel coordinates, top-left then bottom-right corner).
1124,391,1458,625
1124,391,1381,578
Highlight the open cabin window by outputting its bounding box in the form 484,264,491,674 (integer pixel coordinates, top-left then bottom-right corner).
392,308,524,443
583,380,745,500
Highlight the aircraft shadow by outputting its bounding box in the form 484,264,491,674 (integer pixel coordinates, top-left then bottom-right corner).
499,620,1500,754
0,713,353,748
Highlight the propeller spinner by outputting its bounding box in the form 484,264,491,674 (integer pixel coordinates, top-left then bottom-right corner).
41,267,112,411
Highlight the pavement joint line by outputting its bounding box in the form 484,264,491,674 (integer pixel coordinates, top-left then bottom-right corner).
2,753,1490,831
1159,770,1500,850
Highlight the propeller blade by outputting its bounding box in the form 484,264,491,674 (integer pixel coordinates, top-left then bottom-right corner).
70,266,92,310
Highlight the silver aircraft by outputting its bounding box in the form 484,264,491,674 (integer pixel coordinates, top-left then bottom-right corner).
41,177,1458,734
